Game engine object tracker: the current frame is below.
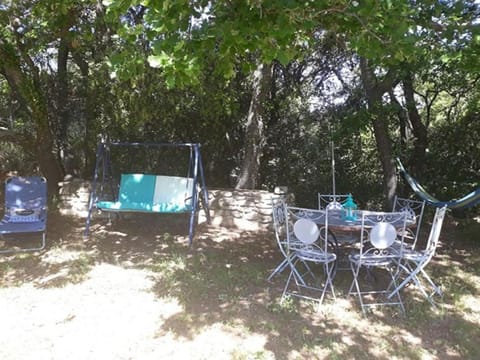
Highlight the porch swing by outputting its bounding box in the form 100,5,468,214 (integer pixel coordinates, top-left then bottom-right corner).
84,141,211,245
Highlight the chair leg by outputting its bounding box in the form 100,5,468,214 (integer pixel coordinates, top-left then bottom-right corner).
281,268,295,302
350,262,405,315
267,254,309,287
388,261,440,307
419,268,443,298
348,262,367,314
267,258,289,281
388,262,412,299
387,267,405,314
282,259,336,308
0,232,46,254
323,263,336,301
407,269,442,307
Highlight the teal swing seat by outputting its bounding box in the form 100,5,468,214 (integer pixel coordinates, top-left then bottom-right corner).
96,174,193,213
84,141,210,245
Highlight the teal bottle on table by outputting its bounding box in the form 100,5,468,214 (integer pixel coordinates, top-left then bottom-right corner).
343,194,357,221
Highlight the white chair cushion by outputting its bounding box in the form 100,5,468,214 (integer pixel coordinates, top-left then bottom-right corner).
293,218,320,245
153,175,193,207
369,222,396,249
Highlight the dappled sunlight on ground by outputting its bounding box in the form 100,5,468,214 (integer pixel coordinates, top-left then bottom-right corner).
0,212,479,359
0,264,166,359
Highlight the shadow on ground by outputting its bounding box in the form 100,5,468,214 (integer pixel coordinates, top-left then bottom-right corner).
0,211,479,359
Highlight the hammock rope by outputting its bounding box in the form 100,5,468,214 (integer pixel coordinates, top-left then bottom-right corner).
396,158,480,209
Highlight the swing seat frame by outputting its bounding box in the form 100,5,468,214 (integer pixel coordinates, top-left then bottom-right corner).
84,141,210,245
96,174,194,213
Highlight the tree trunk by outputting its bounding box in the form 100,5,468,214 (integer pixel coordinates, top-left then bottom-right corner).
235,62,271,189
403,72,428,177
36,124,64,196
389,90,408,152
71,49,96,178
0,39,64,197
56,36,70,174
359,57,397,208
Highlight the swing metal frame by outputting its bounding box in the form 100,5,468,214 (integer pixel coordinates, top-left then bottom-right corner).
84,141,211,245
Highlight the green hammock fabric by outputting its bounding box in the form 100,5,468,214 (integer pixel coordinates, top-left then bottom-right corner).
396,158,480,209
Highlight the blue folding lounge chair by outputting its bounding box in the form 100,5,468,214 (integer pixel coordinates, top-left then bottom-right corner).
0,176,47,253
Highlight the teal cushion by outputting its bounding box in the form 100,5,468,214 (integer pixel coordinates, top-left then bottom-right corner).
96,201,153,211
152,202,192,212
118,174,156,208
95,174,193,213
96,201,192,212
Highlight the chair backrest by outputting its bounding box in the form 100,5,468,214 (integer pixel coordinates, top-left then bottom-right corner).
118,174,156,209
108,173,194,211
272,198,303,261
293,218,320,245
392,196,426,248
318,194,350,210
286,206,330,253
153,175,194,207
359,211,408,257
271,197,291,258
5,176,47,221
424,206,447,256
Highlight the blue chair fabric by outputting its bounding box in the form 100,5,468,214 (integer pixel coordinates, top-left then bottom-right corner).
0,176,47,253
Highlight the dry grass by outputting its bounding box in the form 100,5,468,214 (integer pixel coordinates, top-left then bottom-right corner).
0,212,479,359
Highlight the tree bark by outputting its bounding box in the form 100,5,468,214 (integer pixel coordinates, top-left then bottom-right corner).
56,35,70,174
0,38,64,196
235,62,271,189
403,72,428,177
359,57,398,208
389,90,408,152
71,50,96,178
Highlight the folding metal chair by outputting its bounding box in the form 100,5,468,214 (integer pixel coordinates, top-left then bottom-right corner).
268,197,297,281
348,211,408,315
392,196,426,249
0,176,47,253
268,197,312,282
388,206,447,307
282,206,336,307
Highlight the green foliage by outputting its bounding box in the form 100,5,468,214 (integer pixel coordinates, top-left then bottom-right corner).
1,0,479,211
105,0,479,88
425,108,480,202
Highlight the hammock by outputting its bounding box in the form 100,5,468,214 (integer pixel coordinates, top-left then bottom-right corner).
396,158,480,209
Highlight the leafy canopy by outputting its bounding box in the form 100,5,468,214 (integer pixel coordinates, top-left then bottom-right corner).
104,0,479,88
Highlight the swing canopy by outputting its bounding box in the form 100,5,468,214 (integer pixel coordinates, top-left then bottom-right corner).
396,158,480,209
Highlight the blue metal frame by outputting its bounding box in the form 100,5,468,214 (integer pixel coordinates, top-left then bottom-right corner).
84,141,211,245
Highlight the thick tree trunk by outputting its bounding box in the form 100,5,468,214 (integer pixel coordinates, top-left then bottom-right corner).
403,72,428,177
0,40,64,197
56,36,70,174
235,62,271,189
36,124,64,196
72,51,96,178
359,58,397,208
389,90,408,152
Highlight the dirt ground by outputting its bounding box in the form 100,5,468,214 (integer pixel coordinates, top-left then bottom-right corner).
0,211,479,359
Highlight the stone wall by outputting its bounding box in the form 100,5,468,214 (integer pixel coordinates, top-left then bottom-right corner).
198,189,287,231
57,180,288,231
58,179,92,218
